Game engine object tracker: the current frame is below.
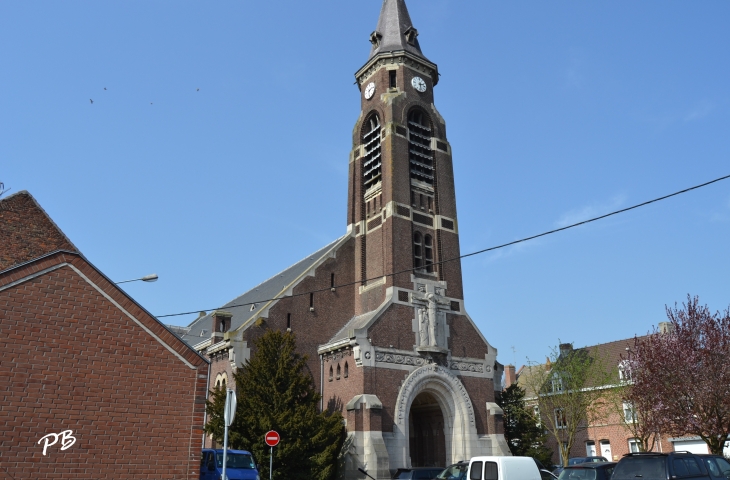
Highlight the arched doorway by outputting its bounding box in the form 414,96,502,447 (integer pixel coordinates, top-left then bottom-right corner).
409,392,446,467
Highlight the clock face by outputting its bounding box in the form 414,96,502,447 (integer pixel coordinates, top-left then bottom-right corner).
411,76,427,93
364,82,376,100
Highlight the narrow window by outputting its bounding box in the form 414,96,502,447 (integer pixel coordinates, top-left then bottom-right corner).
411,191,417,206
287,313,291,330
344,362,349,378
407,110,434,185
331,273,335,289
555,409,567,429
336,364,341,380
309,293,314,309
424,234,433,273
329,366,333,382
420,194,425,210
389,70,396,88
427,196,433,212
367,201,370,216
362,114,382,192
413,232,423,271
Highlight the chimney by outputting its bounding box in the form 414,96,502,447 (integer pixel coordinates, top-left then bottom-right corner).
559,343,573,358
658,322,674,334
504,365,517,389
211,310,233,343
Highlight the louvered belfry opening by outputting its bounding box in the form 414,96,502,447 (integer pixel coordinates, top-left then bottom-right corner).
408,109,433,185
362,114,382,192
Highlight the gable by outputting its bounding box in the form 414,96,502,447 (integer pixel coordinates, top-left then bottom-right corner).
0,191,77,271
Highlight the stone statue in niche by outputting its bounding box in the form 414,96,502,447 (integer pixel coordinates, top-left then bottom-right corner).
414,290,450,349
418,308,429,346
426,292,449,347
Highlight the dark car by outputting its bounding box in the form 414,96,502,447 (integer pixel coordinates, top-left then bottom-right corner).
557,462,616,480
393,467,445,479
554,458,609,476
698,455,730,480
541,469,559,480
613,452,712,480
436,462,468,480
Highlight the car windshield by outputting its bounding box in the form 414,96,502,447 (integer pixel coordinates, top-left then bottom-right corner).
570,459,589,466
395,471,413,479
559,469,597,480
437,464,467,479
613,457,666,480
215,453,255,469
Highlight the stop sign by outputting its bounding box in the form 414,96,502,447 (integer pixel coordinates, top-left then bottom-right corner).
264,430,280,447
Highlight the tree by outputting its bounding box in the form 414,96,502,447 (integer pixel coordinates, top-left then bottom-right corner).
603,368,661,452
627,295,730,455
498,383,553,466
205,330,344,480
523,343,613,467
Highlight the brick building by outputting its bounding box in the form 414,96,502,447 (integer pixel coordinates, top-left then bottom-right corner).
175,0,509,478
509,336,678,465
0,191,209,479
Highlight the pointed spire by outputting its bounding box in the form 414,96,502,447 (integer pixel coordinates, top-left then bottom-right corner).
368,0,428,61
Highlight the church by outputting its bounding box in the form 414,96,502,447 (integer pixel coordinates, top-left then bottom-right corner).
176,0,510,477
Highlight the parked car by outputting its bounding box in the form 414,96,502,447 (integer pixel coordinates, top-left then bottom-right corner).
200,449,260,480
436,462,468,480
697,455,730,480
554,457,609,476
393,466,445,479
556,462,616,480
466,456,542,480
612,452,712,480
541,469,559,480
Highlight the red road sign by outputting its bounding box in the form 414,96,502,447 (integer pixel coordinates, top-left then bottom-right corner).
264,430,280,447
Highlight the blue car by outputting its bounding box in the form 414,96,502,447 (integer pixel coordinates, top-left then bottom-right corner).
200,449,260,480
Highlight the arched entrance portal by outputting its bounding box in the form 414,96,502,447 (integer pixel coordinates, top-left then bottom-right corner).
409,392,446,467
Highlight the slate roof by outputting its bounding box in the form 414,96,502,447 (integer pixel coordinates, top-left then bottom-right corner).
178,235,348,347
0,191,78,272
369,0,429,62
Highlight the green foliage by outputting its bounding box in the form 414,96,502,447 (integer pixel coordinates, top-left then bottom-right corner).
498,384,553,467
205,330,344,480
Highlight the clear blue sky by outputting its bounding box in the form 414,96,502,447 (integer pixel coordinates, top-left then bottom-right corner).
3,1,729,367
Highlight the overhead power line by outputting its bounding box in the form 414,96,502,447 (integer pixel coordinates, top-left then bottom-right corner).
157,173,730,319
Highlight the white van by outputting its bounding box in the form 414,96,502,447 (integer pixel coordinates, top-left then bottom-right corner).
466,456,542,480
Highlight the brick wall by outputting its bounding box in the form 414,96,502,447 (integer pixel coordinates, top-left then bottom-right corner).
0,253,208,479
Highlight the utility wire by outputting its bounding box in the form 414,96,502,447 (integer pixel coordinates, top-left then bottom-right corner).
157,173,730,319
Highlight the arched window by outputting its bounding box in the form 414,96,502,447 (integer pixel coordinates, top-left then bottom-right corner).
328,366,333,382
344,362,349,378
362,114,382,192
407,109,433,185
424,234,433,273
336,364,341,380
413,232,423,271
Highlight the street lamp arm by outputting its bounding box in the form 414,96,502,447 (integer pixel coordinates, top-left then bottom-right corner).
115,274,158,284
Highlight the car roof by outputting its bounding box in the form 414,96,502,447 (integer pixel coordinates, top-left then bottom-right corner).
565,462,617,469
202,449,252,455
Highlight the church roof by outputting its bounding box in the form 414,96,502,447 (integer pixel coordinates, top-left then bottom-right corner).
368,0,429,62
178,235,348,347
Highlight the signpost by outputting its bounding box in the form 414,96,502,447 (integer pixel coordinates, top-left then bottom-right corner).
222,389,237,480
265,430,280,480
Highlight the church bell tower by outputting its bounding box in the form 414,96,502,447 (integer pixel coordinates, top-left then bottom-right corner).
349,0,463,316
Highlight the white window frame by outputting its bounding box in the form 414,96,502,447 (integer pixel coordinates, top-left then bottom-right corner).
628,438,641,453
618,360,632,382
623,402,636,423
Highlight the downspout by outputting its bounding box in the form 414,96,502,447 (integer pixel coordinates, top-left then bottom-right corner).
320,354,324,412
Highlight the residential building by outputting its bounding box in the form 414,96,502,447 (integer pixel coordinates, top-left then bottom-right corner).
0,191,209,479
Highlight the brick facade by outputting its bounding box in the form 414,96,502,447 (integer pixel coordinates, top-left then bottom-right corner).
0,192,209,479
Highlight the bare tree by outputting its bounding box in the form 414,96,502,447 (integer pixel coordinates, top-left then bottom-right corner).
524,343,613,467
